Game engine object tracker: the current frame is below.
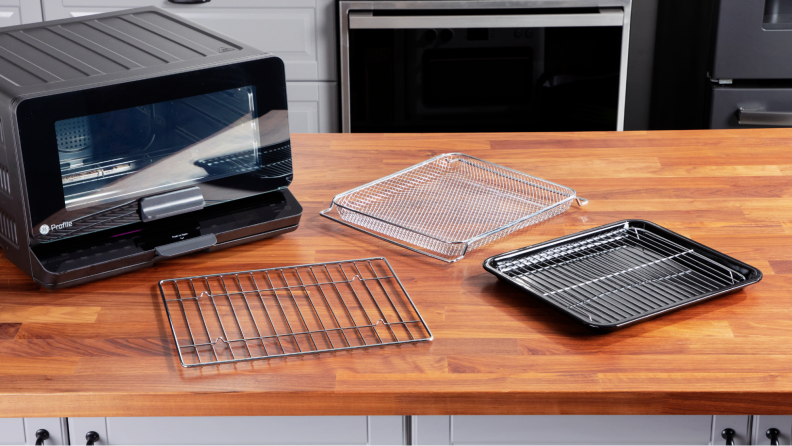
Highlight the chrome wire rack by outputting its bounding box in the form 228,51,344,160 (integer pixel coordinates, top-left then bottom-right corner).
321,153,587,263
159,258,432,367
485,221,762,331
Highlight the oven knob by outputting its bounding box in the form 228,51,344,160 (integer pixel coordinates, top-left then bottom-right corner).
514,29,523,37
438,29,454,44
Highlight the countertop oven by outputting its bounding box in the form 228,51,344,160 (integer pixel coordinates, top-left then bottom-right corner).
339,0,633,133
0,7,301,289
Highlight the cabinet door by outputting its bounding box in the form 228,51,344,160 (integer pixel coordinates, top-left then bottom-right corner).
104,416,369,445
23,418,67,445
287,82,338,133
0,418,25,445
39,0,335,81
67,418,107,446
415,415,714,445
753,416,792,445
712,415,751,446
0,0,42,27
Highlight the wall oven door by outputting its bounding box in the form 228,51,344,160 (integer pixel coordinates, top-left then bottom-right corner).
340,1,632,133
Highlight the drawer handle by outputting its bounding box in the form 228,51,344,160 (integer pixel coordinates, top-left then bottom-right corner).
86,431,100,446
721,428,735,445
35,429,49,446
167,0,211,3
767,428,780,446
737,109,792,126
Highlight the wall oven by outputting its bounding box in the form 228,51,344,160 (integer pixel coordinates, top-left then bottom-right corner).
339,0,632,133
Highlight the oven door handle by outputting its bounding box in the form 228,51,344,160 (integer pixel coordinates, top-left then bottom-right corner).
737,109,792,126
348,8,624,29
155,234,217,259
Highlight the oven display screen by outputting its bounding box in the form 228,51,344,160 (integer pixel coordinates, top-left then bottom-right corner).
55,86,260,210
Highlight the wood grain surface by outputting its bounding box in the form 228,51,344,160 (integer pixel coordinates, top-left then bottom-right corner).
2,129,792,417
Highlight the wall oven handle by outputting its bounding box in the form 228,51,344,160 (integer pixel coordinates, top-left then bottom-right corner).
348,9,623,29
167,0,210,3
737,109,792,126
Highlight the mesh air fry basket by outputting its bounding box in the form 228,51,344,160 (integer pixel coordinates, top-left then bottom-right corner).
321,153,587,262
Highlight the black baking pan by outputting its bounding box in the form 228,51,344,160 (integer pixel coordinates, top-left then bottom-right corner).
483,220,763,332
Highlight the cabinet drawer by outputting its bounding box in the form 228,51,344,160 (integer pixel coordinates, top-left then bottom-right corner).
287,82,338,133
40,0,336,81
711,86,792,129
104,416,368,445
22,418,67,445
0,0,42,26
455,416,713,445
415,415,714,445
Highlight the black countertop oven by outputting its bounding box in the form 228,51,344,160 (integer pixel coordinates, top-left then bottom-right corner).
0,7,301,289
339,0,633,133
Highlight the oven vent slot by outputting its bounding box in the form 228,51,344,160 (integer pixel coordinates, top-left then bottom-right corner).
0,163,10,194
0,209,17,244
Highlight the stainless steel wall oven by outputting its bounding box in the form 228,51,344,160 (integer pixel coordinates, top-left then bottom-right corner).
340,0,632,133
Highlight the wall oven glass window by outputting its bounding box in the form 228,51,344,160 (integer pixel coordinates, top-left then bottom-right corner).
57,86,260,209
349,24,622,132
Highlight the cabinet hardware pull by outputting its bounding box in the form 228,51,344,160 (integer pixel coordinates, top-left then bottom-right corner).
722,428,736,445
767,428,781,446
167,0,211,3
737,109,792,126
86,431,100,446
35,429,49,446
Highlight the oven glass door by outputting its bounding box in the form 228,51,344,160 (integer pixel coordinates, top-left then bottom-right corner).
18,57,291,241
348,19,622,132
55,85,262,210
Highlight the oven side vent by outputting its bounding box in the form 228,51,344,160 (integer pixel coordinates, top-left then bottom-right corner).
0,163,10,195
0,209,17,244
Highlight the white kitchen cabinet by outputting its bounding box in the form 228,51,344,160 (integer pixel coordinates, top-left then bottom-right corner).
66,416,404,445
287,82,338,133
39,0,340,133
0,418,25,445
753,416,792,445
0,0,42,27
39,0,336,82
22,418,68,445
712,415,751,446
413,415,714,445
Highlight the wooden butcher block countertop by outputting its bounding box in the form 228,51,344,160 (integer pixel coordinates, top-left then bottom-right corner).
2,129,792,417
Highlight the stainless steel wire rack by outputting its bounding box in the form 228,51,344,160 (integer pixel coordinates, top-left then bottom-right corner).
321,153,587,263
484,220,762,331
159,258,432,367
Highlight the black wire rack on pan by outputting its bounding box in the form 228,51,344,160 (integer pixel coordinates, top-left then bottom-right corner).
159,258,432,367
484,220,763,331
